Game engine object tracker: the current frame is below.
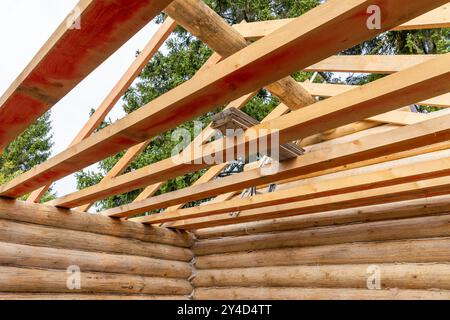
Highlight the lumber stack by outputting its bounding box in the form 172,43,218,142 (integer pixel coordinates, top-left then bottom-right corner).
0,199,194,300
192,199,450,300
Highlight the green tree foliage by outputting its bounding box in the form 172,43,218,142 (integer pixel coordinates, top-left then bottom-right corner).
76,1,448,211
0,112,54,201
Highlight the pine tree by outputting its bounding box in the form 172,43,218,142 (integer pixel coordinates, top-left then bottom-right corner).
0,112,54,201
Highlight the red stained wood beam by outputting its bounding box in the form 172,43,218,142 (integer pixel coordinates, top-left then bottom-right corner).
0,0,173,151
0,0,446,198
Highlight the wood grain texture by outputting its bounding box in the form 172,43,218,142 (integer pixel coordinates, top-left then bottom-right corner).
0,0,172,151
2,0,445,199
195,238,450,269
0,266,192,295
194,287,450,300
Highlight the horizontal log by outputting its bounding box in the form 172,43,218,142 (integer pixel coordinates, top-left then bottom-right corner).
193,214,450,255
0,199,193,248
0,218,192,262
195,238,450,269
193,264,450,290
304,55,437,74
147,154,450,226
164,0,315,111
0,266,192,295
125,109,450,224
0,294,188,300
0,241,191,279
194,287,450,300
194,195,450,239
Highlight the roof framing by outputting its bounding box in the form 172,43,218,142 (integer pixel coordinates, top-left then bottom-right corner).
0,0,449,234
0,0,173,152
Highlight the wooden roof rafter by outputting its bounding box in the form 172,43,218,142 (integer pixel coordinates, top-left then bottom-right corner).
3,0,442,199
233,4,450,41
0,0,448,234
0,0,174,152
45,52,450,210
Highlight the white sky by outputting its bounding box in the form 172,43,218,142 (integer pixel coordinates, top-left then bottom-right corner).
0,1,160,197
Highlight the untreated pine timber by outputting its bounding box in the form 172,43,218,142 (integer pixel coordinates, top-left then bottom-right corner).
191,214,450,255
193,195,450,239
173,175,450,229
1,0,444,198
164,0,315,111
163,100,293,212
0,0,173,151
47,53,450,210
301,82,450,108
305,55,438,74
134,154,450,224
195,237,450,269
76,51,235,213
0,241,191,279
193,264,450,290
27,17,178,204
0,266,192,295
0,199,193,248
105,108,450,219
0,217,192,262
194,288,450,300
232,4,450,40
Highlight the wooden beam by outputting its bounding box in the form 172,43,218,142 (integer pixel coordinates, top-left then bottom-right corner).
193,263,450,290
63,55,450,216
368,109,450,126
192,213,450,255
129,92,256,208
27,17,177,204
132,153,450,224
301,82,450,108
233,4,450,40
174,175,450,229
3,0,446,199
0,0,173,152
164,98,291,212
107,113,450,220
0,198,193,248
194,288,450,300
195,237,450,269
74,52,224,213
305,55,438,74
164,0,315,111
0,241,191,278
194,195,450,239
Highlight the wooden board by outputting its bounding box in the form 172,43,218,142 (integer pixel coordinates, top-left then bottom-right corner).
1,0,444,199
0,0,172,151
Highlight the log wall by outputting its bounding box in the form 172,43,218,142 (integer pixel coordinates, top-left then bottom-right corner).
191,197,450,300
0,199,194,300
